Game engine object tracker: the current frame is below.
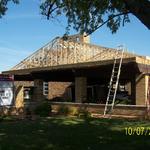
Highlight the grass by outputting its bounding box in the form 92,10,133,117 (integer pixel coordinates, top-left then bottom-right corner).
0,117,150,150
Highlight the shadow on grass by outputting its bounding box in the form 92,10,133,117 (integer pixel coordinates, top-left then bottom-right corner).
0,117,150,150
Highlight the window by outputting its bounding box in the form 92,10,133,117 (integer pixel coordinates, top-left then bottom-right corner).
43,82,49,96
24,88,30,99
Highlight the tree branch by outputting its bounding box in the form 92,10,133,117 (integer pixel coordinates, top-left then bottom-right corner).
86,11,131,36
47,6,58,19
46,1,58,19
123,0,150,30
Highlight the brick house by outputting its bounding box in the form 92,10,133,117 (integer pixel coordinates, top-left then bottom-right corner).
2,34,150,117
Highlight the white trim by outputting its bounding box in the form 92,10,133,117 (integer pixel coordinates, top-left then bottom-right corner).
43,82,49,96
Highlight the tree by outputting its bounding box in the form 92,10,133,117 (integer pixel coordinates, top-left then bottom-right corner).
0,0,19,18
40,0,150,35
0,0,150,35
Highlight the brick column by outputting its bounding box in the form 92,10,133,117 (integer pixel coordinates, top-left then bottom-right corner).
126,82,131,95
15,86,24,108
131,77,136,105
75,77,87,103
136,74,148,105
126,78,136,105
33,79,45,101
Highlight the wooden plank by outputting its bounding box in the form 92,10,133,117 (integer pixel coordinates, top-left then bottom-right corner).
3,57,137,75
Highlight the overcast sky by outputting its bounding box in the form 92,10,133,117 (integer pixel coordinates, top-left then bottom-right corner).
0,0,150,72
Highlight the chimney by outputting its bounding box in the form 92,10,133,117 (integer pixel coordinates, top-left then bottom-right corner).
79,33,90,43
65,33,90,43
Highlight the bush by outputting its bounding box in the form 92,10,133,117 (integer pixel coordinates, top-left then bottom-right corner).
0,115,15,122
57,106,70,115
69,107,78,116
57,106,91,118
34,101,51,117
77,107,91,118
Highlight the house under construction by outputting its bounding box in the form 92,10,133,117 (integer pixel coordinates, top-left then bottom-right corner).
2,34,150,118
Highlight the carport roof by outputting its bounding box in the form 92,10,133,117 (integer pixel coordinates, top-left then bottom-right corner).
2,57,150,82
2,35,150,81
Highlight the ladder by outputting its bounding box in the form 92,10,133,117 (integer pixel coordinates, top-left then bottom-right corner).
104,46,124,117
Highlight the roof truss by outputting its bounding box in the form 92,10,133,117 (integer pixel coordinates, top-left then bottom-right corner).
11,36,140,71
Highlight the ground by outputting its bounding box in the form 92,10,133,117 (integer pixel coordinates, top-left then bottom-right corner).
0,117,150,150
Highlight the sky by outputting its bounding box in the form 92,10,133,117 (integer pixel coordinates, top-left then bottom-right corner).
0,0,150,72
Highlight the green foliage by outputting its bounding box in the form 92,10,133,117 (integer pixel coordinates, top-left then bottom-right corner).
57,105,91,118
1,0,150,33
57,105,70,115
69,107,78,116
1,0,149,34
40,0,130,34
0,115,15,122
115,99,132,105
57,106,91,118
77,107,91,118
34,101,52,117
0,0,19,18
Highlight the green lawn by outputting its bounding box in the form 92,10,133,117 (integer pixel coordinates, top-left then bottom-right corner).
0,117,150,150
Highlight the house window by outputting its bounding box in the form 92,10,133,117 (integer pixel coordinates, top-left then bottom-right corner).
43,82,49,96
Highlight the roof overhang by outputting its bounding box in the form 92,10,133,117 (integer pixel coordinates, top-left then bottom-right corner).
3,57,150,82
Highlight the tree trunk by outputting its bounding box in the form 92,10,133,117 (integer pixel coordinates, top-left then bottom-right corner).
123,0,150,29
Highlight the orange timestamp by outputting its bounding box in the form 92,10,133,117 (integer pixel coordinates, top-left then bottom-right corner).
125,127,150,136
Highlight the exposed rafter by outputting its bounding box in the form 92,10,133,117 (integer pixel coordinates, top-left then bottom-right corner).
11,35,149,71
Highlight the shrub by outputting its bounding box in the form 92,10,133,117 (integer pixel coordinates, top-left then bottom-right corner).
69,107,78,116
77,107,91,118
34,101,51,117
0,115,15,122
57,105,70,115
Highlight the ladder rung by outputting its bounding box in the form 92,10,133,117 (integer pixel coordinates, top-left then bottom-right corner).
110,88,114,90
110,89,114,91
109,95,114,97
112,72,118,75
109,89,114,92
113,76,117,78
104,47,124,116
110,92,114,94
108,100,113,102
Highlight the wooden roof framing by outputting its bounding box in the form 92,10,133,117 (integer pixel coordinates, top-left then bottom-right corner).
10,35,150,71
3,35,150,80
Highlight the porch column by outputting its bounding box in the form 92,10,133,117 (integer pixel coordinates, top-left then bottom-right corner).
33,79,45,101
15,85,24,108
131,77,136,105
75,76,87,103
136,74,148,105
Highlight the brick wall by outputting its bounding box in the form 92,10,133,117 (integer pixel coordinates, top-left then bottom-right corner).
50,102,147,118
14,81,33,108
14,81,72,107
48,82,72,100
136,75,149,105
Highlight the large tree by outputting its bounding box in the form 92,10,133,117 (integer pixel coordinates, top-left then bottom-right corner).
1,0,150,35
0,0,19,18
40,0,150,35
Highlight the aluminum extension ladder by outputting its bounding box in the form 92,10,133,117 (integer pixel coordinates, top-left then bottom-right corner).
104,46,124,117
